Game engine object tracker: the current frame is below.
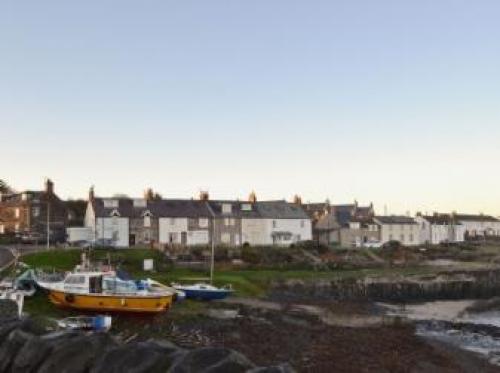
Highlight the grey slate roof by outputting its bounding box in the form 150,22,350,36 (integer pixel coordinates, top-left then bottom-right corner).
454,214,500,223
374,216,417,225
93,198,309,220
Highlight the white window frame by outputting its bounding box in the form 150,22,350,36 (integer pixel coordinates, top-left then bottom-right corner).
199,218,208,228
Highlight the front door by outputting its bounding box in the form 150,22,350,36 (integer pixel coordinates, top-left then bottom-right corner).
129,234,136,246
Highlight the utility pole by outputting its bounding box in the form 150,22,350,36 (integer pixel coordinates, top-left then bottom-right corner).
46,201,50,250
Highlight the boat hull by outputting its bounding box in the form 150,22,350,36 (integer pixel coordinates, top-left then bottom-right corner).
48,290,173,313
180,288,232,301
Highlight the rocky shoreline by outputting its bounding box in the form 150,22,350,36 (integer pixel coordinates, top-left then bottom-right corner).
0,309,293,373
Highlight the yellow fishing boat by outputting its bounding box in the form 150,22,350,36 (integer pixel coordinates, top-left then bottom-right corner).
36,271,174,313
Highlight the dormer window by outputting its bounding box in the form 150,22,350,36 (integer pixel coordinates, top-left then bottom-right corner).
222,204,232,214
134,199,147,208
104,199,119,208
110,209,121,217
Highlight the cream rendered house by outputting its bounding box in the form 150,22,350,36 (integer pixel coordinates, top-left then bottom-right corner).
373,216,420,246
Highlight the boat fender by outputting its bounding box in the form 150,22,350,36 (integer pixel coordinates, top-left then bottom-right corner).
65,294,75,303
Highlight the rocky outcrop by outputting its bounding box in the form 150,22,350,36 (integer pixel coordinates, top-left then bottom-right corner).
270,269,500,302
0,318,295,373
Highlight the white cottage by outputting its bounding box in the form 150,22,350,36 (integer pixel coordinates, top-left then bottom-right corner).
373,216,420,246
454,214,500,238
415,214,465,244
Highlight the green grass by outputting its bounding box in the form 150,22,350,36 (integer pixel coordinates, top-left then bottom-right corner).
20,248,439,300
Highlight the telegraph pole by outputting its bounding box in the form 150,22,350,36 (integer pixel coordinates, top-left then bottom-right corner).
46,201,50,250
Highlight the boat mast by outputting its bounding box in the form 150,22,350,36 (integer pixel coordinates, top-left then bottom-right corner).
206,201,216,285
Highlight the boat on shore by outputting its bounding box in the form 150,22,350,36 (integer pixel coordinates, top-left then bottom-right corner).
172,283,233,301
36,271,175,313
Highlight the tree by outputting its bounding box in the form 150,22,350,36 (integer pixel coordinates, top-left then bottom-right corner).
0,179,12,193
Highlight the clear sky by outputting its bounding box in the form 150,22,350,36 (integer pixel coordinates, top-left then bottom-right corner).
1,1,500,215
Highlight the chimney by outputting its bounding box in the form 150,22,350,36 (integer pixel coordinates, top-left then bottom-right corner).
88,186,95,201
199,191,209,201
45,179,54,194
292,194,302,205
144,188,154,201
248,191,257,203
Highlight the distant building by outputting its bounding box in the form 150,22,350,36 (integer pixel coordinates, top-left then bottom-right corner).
306,201,375,246
415,213,465,244
339,217,381,247
0,179,68,241
373,216,419,246
454,214,500,238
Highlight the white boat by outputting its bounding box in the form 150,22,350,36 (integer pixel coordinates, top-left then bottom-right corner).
144,278,186,301
57,315,112,331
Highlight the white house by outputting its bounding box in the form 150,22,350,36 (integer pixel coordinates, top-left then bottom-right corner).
415,214,465,244
239,201,311,246
373,216,420,246
454,214,500,238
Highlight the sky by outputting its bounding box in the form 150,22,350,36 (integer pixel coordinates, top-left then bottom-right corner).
1,0,500,215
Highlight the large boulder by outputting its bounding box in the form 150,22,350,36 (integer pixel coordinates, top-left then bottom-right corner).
11,331,81,373
37,333,117,373
91,340,186,373
168,347,255,373
0,329,35,373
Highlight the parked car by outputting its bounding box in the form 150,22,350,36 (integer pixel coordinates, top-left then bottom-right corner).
362,240,383,248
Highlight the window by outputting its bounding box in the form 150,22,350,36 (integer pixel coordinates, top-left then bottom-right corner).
144,230,151,242
400,234,405,242
133,199,147,208
222,204,232,214
221,233,231,244
300,220,305,228
224,218,230,226
144,216,151,227
32,207,40,217
103,199,119,208
199,218,208,228
170,218,176,225
241,204,252,211
272,220,277,228
15,208,20,219
409,234,414,242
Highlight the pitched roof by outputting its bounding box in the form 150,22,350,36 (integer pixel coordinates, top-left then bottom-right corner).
454,214,500,223
92,198,309,220
419,214,462,225
374,216,417,225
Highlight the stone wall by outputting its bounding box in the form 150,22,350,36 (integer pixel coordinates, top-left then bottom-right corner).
270,269,500,302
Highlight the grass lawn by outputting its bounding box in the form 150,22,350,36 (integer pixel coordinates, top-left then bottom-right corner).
20,248,438,298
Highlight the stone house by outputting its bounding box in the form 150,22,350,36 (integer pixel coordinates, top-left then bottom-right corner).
339,218,381,247
0,179,68,241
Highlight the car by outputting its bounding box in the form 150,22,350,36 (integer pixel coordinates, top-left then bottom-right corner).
362,240,383,248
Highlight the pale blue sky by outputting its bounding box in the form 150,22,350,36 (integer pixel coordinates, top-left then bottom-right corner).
1,1,500,215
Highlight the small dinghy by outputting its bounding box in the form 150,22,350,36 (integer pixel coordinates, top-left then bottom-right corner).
57,315,112,332
172,283,233,301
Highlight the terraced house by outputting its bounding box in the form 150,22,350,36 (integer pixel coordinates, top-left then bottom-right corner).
84,189,312,248
0,179,67,242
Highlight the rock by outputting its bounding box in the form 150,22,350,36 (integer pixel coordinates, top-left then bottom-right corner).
91,340,185,373
0,300,19,323
0,329,35,372
37,333,117,373
168,347,255,373
248,363,296,372
11,331,81,373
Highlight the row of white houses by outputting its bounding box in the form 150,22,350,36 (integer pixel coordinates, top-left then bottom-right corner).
76,190,312,248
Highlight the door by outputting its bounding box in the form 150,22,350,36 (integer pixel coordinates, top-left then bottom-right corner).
129,234,136,246
181,232,187,245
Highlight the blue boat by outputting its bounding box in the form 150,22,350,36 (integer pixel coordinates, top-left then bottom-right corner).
172,283,233,301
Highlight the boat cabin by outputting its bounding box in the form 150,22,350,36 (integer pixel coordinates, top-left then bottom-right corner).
64,273,103,294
